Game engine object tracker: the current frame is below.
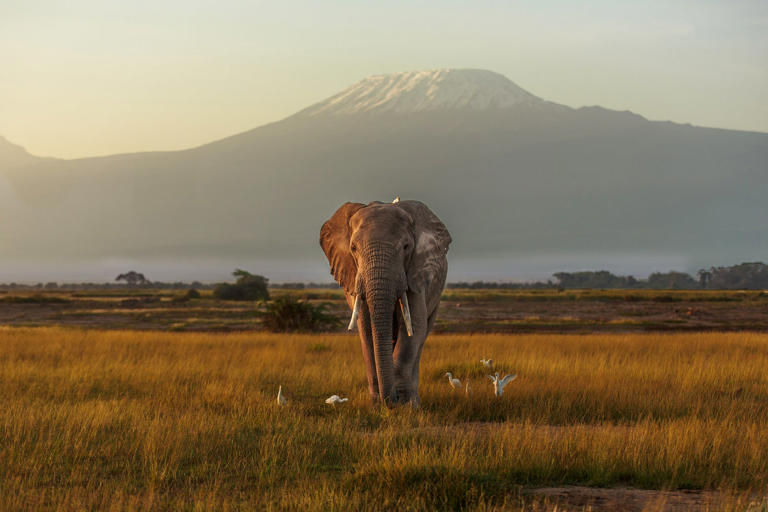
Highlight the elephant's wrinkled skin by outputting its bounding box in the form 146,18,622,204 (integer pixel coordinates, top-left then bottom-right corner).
320,200,451,406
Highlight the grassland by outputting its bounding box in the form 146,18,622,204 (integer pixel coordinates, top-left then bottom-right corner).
2,327,768,510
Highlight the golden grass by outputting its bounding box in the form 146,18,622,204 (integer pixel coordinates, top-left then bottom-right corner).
1,327,768,510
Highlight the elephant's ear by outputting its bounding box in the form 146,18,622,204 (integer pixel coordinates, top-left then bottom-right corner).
320,202,365,294
396,200,452,293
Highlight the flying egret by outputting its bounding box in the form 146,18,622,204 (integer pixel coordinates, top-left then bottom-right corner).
277,385,287,406
445,372,461,390
325,395,349,406
488,372,517,397
480,358,494,369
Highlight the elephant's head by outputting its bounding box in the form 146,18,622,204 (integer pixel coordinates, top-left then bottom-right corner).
320,200,451,403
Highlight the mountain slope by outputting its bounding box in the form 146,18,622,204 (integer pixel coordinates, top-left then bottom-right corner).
0,136,46,169
1,69,766,280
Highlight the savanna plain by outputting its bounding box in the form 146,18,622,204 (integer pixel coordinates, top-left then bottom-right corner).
2,290,768,510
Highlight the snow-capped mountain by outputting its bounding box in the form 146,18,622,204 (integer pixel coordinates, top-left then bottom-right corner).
1,69,766,281
296,69,548,117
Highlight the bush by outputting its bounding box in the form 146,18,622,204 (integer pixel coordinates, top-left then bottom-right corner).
213,270,270,301
171,289,201,303
212,283,238,300
261,298,340,332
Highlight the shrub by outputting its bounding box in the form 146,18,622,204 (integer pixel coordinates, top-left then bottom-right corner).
212,283,238,300
261,298,340,332
171,289,201,303
213,270,270,301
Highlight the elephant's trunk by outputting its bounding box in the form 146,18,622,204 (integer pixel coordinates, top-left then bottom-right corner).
359,241,401,404
368,284,396,403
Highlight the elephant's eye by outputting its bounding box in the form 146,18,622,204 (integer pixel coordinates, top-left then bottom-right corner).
350,243,357,252
403,243,410,252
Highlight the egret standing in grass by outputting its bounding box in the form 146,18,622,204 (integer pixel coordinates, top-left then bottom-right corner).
325,395,349,406
489,372,517,397
277,385,287,406
480,358,494,369
445,372,462,390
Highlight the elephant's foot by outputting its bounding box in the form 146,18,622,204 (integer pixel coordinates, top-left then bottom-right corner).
393,384,418,406
368,382,418,407
367,379,380,405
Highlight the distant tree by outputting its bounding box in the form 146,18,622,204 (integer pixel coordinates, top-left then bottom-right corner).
554,271,635,289
44,282,59,290
705,262,768,289
697,269,712,288
270,282,306,289
306,282,341,289
645,271,697,289
213,269,270,301
115,271,149,287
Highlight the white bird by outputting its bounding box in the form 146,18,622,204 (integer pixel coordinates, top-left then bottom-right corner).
445,372,461,390
325,395,349,406
488,372,517,397
480,358,494,369
277,385,287,406
393,196,400,203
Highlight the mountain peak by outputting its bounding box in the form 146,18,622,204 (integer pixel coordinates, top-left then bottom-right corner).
296,69,544,117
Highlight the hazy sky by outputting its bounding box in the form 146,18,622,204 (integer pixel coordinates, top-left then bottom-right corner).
2,0,767,159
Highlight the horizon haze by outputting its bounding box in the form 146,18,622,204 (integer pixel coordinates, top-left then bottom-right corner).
1,68,766,284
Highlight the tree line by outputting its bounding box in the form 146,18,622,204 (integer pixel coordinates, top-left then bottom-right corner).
2,262,766,292
447,262,768,290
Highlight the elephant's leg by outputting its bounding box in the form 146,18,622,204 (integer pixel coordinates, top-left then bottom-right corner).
392,324,415,404
408,308,439,407
356,304,379,404
393,291,427,405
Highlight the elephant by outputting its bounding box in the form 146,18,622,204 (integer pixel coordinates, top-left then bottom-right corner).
320,199,451,406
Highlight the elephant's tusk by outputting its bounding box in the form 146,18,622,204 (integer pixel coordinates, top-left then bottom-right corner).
399,293,413,337
348,295,361,331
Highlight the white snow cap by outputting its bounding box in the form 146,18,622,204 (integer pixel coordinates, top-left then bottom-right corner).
300,69,543,116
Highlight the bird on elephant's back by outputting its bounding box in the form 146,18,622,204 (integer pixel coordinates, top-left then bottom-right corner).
319,199,451,407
